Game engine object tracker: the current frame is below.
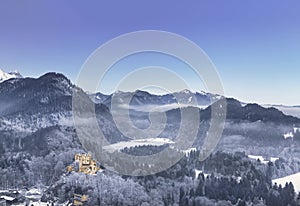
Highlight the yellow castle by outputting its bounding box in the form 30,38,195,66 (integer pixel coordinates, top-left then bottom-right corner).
67,153,102,175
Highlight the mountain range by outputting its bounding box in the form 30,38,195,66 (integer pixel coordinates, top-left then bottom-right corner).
90,89,222,109
90,87,300,120
0,71,300,190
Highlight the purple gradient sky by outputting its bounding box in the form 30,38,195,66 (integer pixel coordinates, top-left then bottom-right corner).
0,0,299,105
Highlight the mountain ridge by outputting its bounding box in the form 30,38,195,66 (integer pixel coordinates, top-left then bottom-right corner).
0,72,300,192
1,72,298,123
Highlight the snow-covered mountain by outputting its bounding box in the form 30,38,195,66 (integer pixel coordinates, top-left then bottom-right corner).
1,72,300,205
89,92,110,104
0,69,23,83
90,90,300,119
0,72,300,190
90,89,223,112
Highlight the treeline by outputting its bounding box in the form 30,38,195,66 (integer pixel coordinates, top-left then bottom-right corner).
177,170,297,206
48,148,300,205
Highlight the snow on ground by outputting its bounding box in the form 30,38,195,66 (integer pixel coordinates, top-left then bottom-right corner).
284,132,294,139
236,176,242,183
270,157,279,162
294,127,300,133
281,126,300,139
195,169,209,178
248,155,268,164
273,172,300,193
282,126,300,139
1,195,14,201
183,148,197,155
248,155,279,164
103,138,174,153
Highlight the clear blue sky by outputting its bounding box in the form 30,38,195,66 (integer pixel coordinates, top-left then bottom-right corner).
0,0,299,105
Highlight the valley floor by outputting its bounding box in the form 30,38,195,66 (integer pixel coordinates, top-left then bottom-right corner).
273,172,300,193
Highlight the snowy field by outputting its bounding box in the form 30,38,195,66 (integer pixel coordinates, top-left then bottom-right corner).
248,155,279,164
273,172,300,193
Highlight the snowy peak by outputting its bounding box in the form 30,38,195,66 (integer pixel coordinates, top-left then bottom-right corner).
0,69,23,83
